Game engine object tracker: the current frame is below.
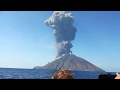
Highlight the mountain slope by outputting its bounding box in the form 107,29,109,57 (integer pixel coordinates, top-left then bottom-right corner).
34,54,105,72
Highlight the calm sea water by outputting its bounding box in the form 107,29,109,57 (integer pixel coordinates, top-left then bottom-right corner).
0,68,116,79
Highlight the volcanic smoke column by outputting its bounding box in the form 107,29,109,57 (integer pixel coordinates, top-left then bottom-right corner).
44,11,77,58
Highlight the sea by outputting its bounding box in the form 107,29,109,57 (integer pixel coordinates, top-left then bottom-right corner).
0,68,116,79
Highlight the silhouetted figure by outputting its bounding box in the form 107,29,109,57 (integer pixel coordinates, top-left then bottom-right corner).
52,70,73,79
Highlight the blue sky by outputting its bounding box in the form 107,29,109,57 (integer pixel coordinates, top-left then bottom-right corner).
0,11,120,72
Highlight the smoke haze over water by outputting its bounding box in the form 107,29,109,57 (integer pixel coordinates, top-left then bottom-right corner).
44,11,77,58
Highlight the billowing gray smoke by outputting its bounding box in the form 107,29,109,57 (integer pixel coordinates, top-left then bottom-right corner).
44,11,77,58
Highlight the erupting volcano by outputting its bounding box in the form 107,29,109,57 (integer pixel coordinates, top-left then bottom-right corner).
34,11,105,72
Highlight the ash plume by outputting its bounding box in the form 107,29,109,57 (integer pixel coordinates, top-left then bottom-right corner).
44,11,77,58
